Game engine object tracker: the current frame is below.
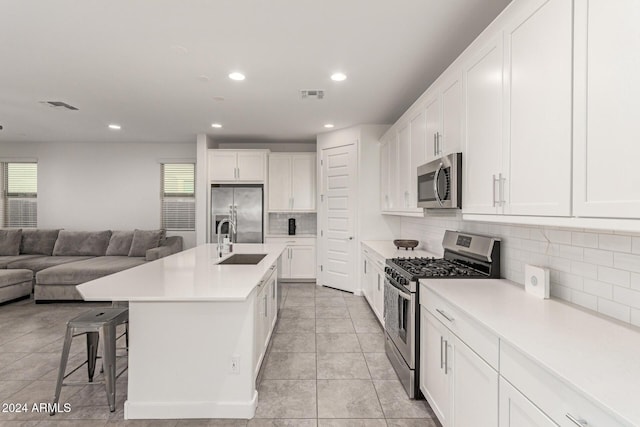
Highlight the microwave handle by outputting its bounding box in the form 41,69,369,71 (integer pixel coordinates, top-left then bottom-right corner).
433,162,444,207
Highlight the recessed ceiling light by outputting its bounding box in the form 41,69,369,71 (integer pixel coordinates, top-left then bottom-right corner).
228,72,245,81
211,123,223,128
330,72,347,82
108,124,121,130
324,124,335,128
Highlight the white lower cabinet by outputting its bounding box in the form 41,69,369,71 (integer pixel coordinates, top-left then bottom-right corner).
420,307,498,427
265,236,316,280
499,378,556,427
254,265,277,380
361,245,385,325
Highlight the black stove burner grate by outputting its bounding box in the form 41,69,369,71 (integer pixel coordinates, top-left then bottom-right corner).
389,257,488,279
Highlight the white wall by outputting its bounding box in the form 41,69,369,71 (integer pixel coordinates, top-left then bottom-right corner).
0,140,197,248
400,213,640,328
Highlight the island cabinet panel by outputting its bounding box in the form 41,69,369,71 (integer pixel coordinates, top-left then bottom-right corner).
254,265,277,380
573,0,640,218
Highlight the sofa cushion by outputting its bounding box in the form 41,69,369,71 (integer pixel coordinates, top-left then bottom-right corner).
52,230,112,256
0,255,45,269
36,256,147,286
105,231,134,256
128,229,163,257
0,269,33,288
8,256,94,274
0,229,22,256
20,229,61,255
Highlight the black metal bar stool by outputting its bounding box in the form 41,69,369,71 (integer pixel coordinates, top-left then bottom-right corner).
51,307,129,414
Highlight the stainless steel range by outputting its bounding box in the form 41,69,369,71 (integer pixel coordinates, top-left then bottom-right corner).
383,230,501,398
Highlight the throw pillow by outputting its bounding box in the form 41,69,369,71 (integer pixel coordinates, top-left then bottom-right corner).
105,231,135,256
20,229,61,255
128,229,163,257
52,230,112,256
0,228,22,256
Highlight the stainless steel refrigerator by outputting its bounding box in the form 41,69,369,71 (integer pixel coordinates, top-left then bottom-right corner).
210,184,264,244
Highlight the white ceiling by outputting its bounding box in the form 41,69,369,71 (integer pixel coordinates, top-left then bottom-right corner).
0,0,511,144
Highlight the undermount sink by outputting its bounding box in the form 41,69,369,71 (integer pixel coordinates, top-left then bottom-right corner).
217,253,267,265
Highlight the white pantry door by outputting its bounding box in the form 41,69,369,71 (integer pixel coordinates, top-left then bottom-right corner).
320,144,357,293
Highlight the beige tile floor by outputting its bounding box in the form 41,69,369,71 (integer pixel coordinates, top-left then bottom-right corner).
0,283,440,426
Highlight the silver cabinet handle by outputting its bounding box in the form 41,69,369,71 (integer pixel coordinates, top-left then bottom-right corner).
566,414,588,426
440,336,444,369
264,295,267,317
272,280,276,298
444,339,449,374
377,274,381,291
492,174,498,207
364,259,367,274
237,167,240,179
433,134,437,156
436,308,454,322
499,173,505,207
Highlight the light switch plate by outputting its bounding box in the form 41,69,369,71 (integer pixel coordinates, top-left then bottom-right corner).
525,264,550,299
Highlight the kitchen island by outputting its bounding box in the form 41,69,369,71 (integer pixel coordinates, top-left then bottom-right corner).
77,243,286,420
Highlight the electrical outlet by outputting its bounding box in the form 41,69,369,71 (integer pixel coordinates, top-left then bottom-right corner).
231,356,240,374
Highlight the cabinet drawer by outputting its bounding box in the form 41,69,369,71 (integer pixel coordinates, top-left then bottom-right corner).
361,245,386,271
500,341,632,427
420,285,499,370
265,236,316,246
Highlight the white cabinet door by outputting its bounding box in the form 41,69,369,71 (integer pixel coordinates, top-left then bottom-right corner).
237,151,265,181
573,0,640,218
372,268,384,325
503,0,572,216
209,151,237,181
440,73,463,157
420,308,451,425
388,134,400,210
280,247,292,279
424,95,441,163
268,155,292,210
451,335,498,427
463,34,504,214
499,377,556,427
289,245,316,279
410,109,427,208
380,140,391,211
291,154,316,211
397,123,412,210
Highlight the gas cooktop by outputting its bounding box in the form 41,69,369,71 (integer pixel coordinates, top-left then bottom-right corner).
387,257,487,280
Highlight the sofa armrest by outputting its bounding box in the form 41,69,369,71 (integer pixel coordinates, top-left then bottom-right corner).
145,236,183,261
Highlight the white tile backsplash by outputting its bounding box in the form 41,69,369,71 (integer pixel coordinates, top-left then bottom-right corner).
399,213,640,326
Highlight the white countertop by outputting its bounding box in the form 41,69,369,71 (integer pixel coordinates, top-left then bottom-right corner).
361,240,439,259
421,279,640,425
77,243,286,302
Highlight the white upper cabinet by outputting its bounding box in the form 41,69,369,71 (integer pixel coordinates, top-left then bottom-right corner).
268,153,316,212
291,154,316,211
424,94,441,163
440,74,463,158
410,109,427,205
464,0,572,217
573,0,640,218
463,34,505,215
397,122,412,209
503,0,572,216
209,150,266,182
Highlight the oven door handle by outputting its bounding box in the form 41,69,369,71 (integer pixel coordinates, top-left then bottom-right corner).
385,277,411,300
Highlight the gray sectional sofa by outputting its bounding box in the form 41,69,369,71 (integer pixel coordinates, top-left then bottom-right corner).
0,228,183,303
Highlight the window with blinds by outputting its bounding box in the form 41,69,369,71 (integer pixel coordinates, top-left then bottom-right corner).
161,163,195,230
1,162,38,228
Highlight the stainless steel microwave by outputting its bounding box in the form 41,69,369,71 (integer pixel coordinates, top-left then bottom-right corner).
417,152,462,209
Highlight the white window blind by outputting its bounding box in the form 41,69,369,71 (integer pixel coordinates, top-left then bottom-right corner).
1,162,38,228
161,163,195,230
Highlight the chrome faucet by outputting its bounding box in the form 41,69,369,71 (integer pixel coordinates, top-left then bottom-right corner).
217,218,237,257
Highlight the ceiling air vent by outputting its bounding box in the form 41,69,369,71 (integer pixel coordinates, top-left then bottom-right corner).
300,90,325,100
40,101,79,111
